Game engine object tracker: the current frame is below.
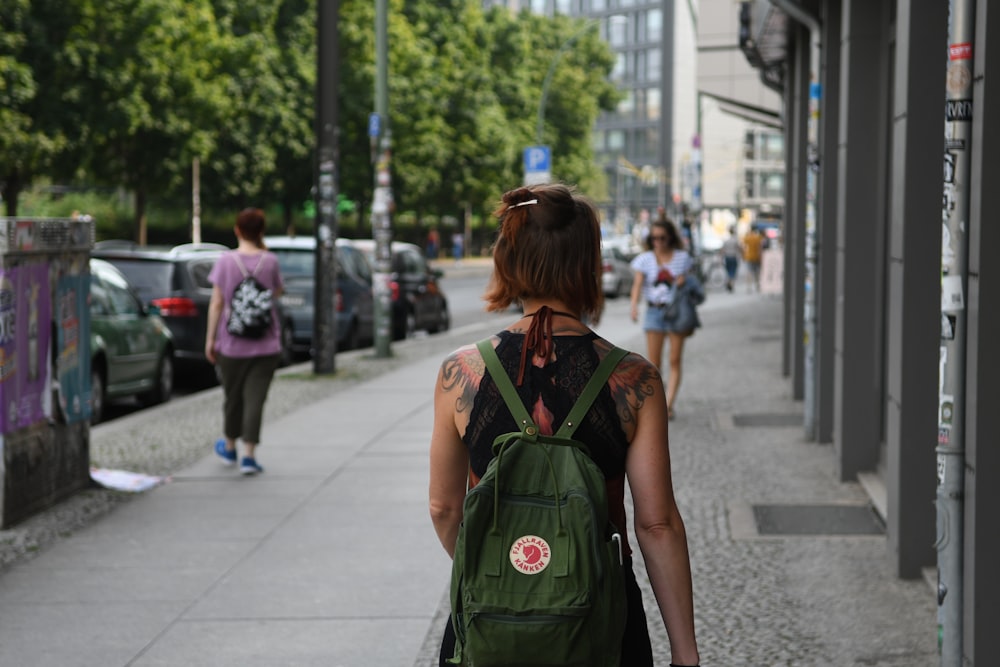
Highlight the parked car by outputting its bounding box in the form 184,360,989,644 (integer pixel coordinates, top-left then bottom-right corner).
350,239,450,340
264,236,375,353
91,242,232,376
88,258,175,424
601,244,635,298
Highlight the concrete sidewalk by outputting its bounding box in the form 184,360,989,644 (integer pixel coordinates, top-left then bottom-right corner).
0,288,937,666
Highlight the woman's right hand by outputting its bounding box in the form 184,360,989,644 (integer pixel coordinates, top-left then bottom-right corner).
630,303,639,322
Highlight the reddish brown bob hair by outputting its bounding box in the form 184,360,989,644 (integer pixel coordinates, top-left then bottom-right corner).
235,208,267,248
483,183,604,322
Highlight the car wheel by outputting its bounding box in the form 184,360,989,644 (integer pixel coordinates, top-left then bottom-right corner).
343,318,361,351
428,302,450,334
140,352,174,406
90,366,106,425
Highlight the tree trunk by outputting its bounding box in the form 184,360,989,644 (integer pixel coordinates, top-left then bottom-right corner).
134,188,148,245
2,170,22,217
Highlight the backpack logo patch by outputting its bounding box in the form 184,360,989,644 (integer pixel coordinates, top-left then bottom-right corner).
509,535,551,575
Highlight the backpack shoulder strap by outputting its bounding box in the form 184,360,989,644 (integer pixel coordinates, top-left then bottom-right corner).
476,339,628,440
476,339,534,433
555,346,628,439
231,252,250,278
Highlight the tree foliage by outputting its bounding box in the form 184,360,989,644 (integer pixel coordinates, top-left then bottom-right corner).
1,1,619,239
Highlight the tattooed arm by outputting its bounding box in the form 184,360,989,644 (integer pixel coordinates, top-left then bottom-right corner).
429,343,486,558
619,352,701,667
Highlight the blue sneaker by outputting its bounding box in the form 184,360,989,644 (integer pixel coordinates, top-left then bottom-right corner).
215,439,237,466
240,457,264,475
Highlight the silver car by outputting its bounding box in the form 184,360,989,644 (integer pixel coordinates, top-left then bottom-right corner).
601,245,635,298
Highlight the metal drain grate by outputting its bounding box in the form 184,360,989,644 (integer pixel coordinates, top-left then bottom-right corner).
732,413,802,427
752,504,885,535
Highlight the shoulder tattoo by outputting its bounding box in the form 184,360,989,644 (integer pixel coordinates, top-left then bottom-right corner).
440,346,486,415
607,353,659,427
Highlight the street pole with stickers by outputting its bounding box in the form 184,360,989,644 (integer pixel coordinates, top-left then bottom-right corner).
313,0,340,374
936,2,974,664
371,0,393,358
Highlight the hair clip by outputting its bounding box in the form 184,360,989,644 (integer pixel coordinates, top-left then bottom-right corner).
512,199,538,208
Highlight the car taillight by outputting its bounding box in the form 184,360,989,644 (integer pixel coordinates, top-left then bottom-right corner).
335,288,344,312
151,297,198,317
389,280,401,301
602,261,613,273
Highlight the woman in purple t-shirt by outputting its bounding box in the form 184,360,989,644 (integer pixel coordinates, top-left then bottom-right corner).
206,208,284,475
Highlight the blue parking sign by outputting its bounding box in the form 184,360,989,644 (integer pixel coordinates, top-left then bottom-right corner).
523,145,551,185
524,146,551,172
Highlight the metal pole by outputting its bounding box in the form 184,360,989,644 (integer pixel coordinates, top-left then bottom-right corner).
937,2,974,663
313,0,340,374
191,158,201,244
371,0,393,358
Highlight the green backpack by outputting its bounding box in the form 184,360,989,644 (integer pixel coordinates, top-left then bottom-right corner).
448,340,629,667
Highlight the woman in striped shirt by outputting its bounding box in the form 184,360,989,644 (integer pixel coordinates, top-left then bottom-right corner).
629,217,694,420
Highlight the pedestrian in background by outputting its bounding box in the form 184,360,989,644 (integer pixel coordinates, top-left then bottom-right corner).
629,216,695,420
205,208,284,475
426,228,440,260
742,224,764,292
721,225,741,292
429,183,700,667
451,231,464,264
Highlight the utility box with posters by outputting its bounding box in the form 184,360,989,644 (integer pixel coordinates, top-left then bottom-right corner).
0,217,94,528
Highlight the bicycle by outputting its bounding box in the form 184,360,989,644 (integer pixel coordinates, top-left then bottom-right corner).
694,249,728,290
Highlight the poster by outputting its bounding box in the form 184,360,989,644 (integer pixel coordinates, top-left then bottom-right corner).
56,272,91,423
0,263,52,433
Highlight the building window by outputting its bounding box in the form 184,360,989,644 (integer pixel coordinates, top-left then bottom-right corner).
531,0,548,14
634,128,659,161
611,53,626,81
646,8,662,41
646,47,660,81
608,129,625,151
617,89,635,117
744,131,756,160
646,87,661,121
592,0,607,10
761,171,785,198
609,14,628,46
593,130,606,152
555,0,571,14
761,133,784,161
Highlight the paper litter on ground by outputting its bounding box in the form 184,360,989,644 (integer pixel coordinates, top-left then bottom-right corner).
90,467,167,492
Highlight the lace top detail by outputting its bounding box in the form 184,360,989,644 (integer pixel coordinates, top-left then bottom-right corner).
464,330,629,482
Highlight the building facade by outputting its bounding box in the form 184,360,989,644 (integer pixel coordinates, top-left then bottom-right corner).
488,0,784,239
740,0,999,663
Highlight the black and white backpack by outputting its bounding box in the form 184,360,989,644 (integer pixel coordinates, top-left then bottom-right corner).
226,254,273,339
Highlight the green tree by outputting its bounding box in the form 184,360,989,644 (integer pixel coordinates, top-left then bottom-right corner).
0,0,69,215
198,0,316,235
59,0,229,243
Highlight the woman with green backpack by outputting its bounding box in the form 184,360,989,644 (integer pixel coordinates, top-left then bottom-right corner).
429,183,700,667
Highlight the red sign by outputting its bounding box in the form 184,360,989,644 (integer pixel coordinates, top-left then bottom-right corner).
949,43,972,61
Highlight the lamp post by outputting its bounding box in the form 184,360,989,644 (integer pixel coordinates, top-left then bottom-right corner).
536,20,601,146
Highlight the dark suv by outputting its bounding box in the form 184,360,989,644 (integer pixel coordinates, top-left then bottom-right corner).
264,236,375,353
91,241,297,377
350,239,450,340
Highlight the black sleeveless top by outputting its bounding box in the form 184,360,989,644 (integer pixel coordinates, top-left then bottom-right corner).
464,330,630,483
